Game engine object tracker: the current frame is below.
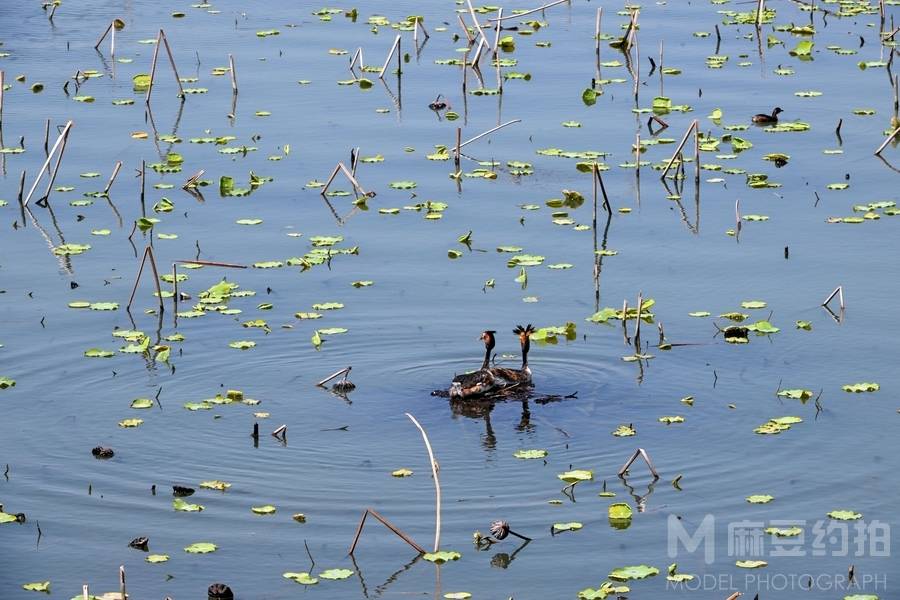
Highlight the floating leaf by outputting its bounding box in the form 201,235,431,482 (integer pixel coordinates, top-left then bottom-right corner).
22,582,50,593
552,521,583,532
513,449,548,459
736,560,768,568
251,505,276,515
318,568,354,580
173,498,204,512
828,510,862,521
184,542,217,553
746,495,774,504
423,551,461,563
842,382,879,393
146,554,169,563
609,565,659,581
283,572,318,585
558,469,593,483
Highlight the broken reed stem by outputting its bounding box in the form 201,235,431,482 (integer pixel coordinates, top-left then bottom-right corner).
82,585,89,600
735,199,741,225
756,0,765,25
317,367,351,387
42,126,71,203
94,22,112,50
0,71,4,127
348,508,426,555
634,292,643,352
455,127,462,171
228,54,237,93
43,119,50,158
172,262,178,311
127,246,165,311
139,160,146,216
595,7,602,60
471,36,486,66
24,120,74,207
405,413,441,553
874,125,900,155
379,34,402,79
174,259,247,268
111,21,116,56
417,18,430,40
660,120,698,179
823,285,845,310
457,13,474,44
694,122,701,183
119,565,126,600
145,31,161,103
455,119,521,153
487,0,569,22
160,31,185,98
617,447,660,478
492,8,503,58
17,169,26,210
622,299,629,343
595,165,612,213
103,161,122,195
466,0,494,53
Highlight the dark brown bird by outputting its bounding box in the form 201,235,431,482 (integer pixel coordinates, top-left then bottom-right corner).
752,107,783,123
449,331,499,399
489,324,536,385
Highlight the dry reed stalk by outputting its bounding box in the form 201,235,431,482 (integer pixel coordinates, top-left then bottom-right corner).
379,34,402,79
24,120,73,207
406,413,441,552
487,0,569,22
348,508,426,555
874,125,900,156
455,119,521,153
618,448,659,478
660,120,698,179
103,161,122,195
229,54,237,93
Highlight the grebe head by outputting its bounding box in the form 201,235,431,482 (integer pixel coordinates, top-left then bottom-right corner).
772,107,783,116
513,324,536,367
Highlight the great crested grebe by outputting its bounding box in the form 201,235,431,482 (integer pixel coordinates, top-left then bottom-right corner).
752,107,783,124
449,331,499,399
490,324,536,385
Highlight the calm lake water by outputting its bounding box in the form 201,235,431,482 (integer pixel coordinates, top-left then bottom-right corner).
1,0,899,598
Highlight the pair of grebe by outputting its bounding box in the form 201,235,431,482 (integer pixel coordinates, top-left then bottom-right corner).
449,325,536,400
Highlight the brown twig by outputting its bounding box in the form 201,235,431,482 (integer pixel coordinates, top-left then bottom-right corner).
174,259,247,268
348,508,426,555
103,161,122,195
874,125,900,156
661,120,698,179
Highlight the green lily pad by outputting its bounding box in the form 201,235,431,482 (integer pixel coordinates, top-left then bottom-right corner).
608,565,659,581
827,510,862,521
735,560,767,568
608,503,633,520
558,469,593,483
251,505,276,515
513,449,548,459
173,498,204,512
318,568,354,580
283,572,318,585
146,554,169,563
553,521,583,532
200,480,231,491
22,581,50,593
228,341,256,350
0,377,16,389
842,382,879,393
184,542,217,553
747,495,774,504
423,551,461,563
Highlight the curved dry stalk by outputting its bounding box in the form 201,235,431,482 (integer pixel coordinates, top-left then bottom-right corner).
405,413,441,552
